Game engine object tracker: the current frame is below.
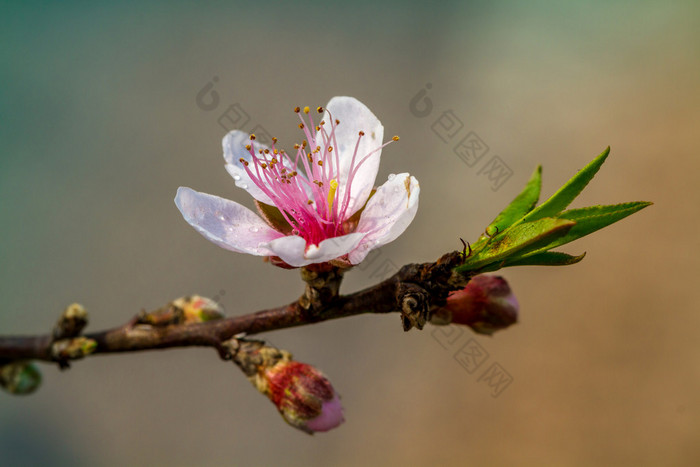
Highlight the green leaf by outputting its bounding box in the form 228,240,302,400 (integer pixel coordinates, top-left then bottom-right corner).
521,147,610,223
526,201,652,255
485,165,542,235
503,251,586,267
458,217,575,272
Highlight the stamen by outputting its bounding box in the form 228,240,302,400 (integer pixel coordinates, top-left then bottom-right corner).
234,103,398,247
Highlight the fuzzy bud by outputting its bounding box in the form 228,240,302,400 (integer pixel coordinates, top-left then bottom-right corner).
53,303,88,340
51,337,98,362
432,275,519,335
262,360,344,434
227,339,344,434
138,295,224,326
0,361,42,395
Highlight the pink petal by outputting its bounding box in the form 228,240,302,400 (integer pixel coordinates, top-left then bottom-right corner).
175,187,283,255
305,394,345,432
322,97,384,218
348,173,420,265
222,130,275,205
265,232,366,268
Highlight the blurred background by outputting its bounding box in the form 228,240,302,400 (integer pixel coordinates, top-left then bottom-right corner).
1,1,698,465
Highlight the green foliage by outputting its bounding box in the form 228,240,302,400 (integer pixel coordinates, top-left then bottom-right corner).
456,148,651,275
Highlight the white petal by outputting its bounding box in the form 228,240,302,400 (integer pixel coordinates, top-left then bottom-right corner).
175,187,283,255
348,173,420,265
322,97,384,218
265,232,366,268
222,130,274,204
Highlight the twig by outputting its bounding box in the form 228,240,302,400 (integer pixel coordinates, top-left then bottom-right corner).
0,251,468,365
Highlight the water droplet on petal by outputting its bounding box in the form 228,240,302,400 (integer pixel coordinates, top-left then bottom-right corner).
240,183,248,189
233,175,241,181
388,173,396,181
249,226,259,233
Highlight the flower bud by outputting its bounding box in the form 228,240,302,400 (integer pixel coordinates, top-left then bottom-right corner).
138,295,224,326
53,303,88,340
51,337,98,361
432,275,518,335
176,295,224,323
0,361,42,395
227,339,344,434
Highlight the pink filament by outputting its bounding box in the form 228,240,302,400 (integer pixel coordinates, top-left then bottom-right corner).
239,110,394,247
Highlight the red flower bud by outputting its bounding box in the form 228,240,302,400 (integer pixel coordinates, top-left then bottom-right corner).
432,275,518,335
227,338,344,434
263,360,344,434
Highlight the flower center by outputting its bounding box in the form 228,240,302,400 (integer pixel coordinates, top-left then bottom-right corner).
239,106,397,247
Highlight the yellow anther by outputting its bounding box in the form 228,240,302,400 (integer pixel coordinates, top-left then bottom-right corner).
303,106,310,114
317,106,323,113
392,135,400,141
250,134,256,140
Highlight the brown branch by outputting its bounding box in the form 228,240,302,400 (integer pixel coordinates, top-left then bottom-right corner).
0,251,468,365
